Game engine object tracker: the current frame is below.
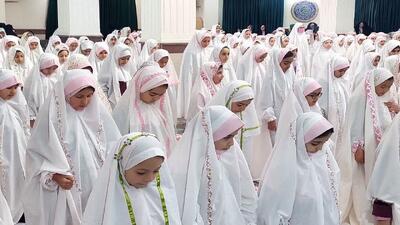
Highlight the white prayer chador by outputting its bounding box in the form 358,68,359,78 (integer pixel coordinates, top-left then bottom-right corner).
88,42,109,79
112,63,176,156
66,37,80,55
333,35,346,56
257,112,340,225
137,39,158,67
384,55,400,90
98,44,132,108
368,113,400,223
0,189,13,225
23,53,60,120
288,23,311,76
346,34,366,61
0,69,30,223
6,45,32,84
341,68,395,225
209,45,237,84
352,52,379,91
45,35,62,53
380,39,400,64
168,105,258,225
292,77,323,114
147,49,179,123
311,37,335,81
227,36,240,70
236,44,268,99
24,36,44,65
208,80,260,164
129,32,142,58
177,30,212,119
0,36,19,68
23,69,121,225
82,132,182,225
187,62,222,121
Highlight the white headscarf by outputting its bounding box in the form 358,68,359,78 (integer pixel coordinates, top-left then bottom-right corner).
311,36,335,81
187,62,223,121
227,36,240,70
384,55,400,89
105,33,118,52
0,69,30,223
79,40,94,56
352,52,380,90
292,77,322,113
168,105,257,225
128,32,142,58
288,23,311,76
88,42,109,78
258,47,296,123
112,62,176,156
380,39,400,64
257,112,339,225
147,49,179,86
23,53,60,120
45,35,62,53
25,36,44,65
333,35,346,56
23,69,121,225
0,36,19,68
208,80,260,143
82,132,182,225
137,39,158,67
66,37,80,55
346,34,366,61
368,113,400,221
236,44,268,99
5,45,32,84
98,44,132,108
209,45,237,84
120,27,131,38
177,30,212,119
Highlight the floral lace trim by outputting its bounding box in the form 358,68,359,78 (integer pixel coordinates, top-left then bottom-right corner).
365,77,383,144
200,110,213,225
351,139,365,153
325,151,340,221
200,71,217,97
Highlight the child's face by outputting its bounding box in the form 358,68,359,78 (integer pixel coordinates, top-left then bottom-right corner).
233,43,239,49
334,67,349,78
40,65,58,76
323,40,333,50
97,50,108,61
379,39,386,47
339,39,344,47
389,46,400,56
6,41,16,50
357,38,365,45
58,50,69,64
29,42,38,50
0,84,19,100
118,55,131,66
269,37,276,47
256,53,268,63
68,87,94,111
140,85,168,104
372,56,380,67
244,30,251,39
219,47,230,64
375,78,394,96
124,156,164,188
281,38,289,48
157,56,169,68
69,42,78,52
305,88,322,107
81,48,92,56
124,39,133,46
280,57,294,73
231,99,253,113
110,37,117,46
52,41,60,47
214,129,239,150
151,45,160,54
305,134,331,153
201,37,211,48
212,68,224,85
14,51,25,64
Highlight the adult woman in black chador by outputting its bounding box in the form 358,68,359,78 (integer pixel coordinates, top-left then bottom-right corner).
354,21,373,36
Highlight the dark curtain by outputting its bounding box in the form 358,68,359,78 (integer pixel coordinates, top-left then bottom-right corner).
355,0,400,33
99,0,138,38
45,0,58,39
222,0,283,34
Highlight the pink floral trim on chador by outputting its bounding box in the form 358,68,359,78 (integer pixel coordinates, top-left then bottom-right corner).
351,140,365,153
365,76,383,144
200,64,219,97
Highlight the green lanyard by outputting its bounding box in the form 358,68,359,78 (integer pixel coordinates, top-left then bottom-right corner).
118,170,170,225
238,112,259,150
115,133,170,225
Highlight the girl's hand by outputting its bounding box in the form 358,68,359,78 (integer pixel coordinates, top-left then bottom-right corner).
385,101,400,114
267,120,277,131
52,174,74,190
354,147,365,164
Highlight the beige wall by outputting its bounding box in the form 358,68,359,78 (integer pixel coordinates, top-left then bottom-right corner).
5,0,48,29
